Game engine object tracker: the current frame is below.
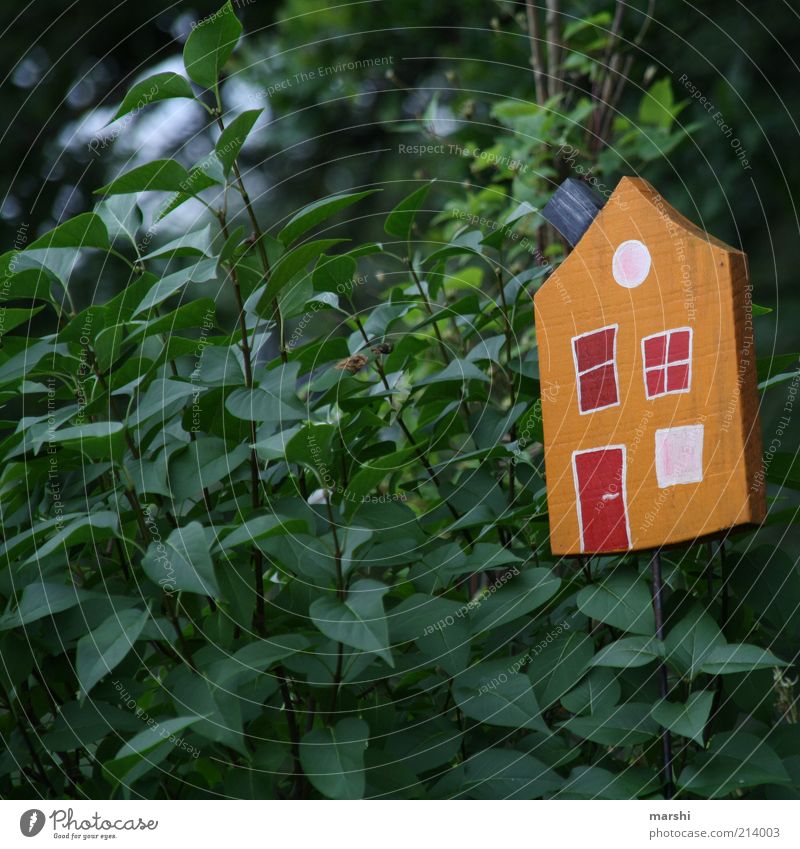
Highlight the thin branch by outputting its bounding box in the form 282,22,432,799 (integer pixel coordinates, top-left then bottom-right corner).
348,306,472,540
215,201,266,637
275,666,304,796
599,0,656,145
545,1,562,99
323,494,346,720
496,266,517,519
213,107,286,364
407,259,450,363
590,1,625,148
525,1,549,104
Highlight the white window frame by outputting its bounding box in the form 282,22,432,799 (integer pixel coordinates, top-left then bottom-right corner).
641,326,693,399
571,323,620,415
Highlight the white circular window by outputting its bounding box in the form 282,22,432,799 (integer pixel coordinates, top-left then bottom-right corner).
612,240,651,288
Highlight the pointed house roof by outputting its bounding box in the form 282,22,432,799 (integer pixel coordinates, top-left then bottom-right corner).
536,176,744,305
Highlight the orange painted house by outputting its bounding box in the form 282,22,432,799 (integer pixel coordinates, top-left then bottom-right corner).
533,177,765,555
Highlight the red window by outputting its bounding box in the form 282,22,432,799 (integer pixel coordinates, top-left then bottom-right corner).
642,327,693,398
572,325,619,414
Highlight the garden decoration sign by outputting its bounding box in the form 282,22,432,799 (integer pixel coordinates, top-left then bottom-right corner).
534,177,765,556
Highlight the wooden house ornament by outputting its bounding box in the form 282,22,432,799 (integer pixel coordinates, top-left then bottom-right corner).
533,177,765,555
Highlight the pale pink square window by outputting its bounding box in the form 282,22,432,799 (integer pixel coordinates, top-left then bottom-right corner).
572,325,619,414
641,327,693,399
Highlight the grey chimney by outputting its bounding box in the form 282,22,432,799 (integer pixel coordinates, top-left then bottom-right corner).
540,178,606,247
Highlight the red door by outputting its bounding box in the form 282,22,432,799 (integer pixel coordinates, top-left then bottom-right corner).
572,446,630,552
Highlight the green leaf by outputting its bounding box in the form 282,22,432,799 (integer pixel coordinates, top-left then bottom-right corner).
106,716,203,786
757,352,798,383
309,579,393,666
362,302,410,337
41,701,140,751
129,377,201,426
0,582,92,631
27,212,110,250
169,438,250,503
226,363,306,424
387,593,464,643
96,195,141,246
125,298,217,346
731,547,800,636
480,201,536,250
415,618,470,676
344,447,417,500
560,702,659,746
216,109,263,175
555,764,658,800
284,422,336,472
257,239,346,308
414,358,490,388
664,606,725,679
25,512,119,563
764,451,800,489
183,1,243,89
112,72,195,121
218,224,246,267
133,258,218,315
423,230,484,266
454,661,548,731
95,159,195,196
206,635,310,686
562,668,621,715
116,716,201,758
469,568,560,634
139,223,213,262
46,421,126,459
279,190,376,247
639,78,677,129
142,522,219,596
651,691,713,744
384,183,433,240
466,334,506,363
93,323,126,372
461,748,562,799
590,635,664,669
383,718,461,774
0,306,45,334
312,253,358,293
76,608,149,695
698,643,788,675
167,666,245,754
528,630,594,708
577,570,655,636
214,515,307,551
678,731,790,797
0,341,54,387
300,718,368,800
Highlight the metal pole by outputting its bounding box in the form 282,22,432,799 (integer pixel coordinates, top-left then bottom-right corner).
650,549,675,798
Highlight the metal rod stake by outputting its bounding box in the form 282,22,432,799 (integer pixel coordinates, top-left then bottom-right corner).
651,549,675,798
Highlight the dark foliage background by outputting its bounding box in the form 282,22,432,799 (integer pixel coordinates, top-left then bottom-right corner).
0,0,798,800
3,1,800,451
